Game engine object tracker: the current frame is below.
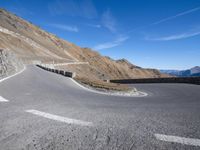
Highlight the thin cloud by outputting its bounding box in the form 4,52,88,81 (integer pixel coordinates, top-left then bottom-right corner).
101,9,117,33
85,24,101,28
152,6,200,25
48,0,98,19
48,24,79,32
93,36,129,50
128,6,200,34
146,31,200,41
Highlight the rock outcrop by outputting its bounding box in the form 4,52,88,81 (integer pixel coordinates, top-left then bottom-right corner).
0,49,23,79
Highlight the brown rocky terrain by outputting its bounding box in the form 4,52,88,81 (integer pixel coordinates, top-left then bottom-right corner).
0,8,169,85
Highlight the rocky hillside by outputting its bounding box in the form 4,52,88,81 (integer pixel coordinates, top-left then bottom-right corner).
0,8,168,81
0,49,23,79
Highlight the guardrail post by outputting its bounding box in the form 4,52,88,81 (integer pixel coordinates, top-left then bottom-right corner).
60,70,64,75
64,71,68,77
36,65,77,79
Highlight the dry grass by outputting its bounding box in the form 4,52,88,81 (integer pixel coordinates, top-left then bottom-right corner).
75,77,131,91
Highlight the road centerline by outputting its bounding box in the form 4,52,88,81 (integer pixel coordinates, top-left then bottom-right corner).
0,96,9,102
155,133,200,147
25,109,93,126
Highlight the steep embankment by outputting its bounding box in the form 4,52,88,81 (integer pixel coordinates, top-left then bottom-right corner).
0,8,168,82
0,49,23,79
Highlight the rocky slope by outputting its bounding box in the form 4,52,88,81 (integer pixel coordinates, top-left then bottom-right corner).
0,49,23,79
0,8,168,81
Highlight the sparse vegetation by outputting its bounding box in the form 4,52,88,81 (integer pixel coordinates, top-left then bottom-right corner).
75,77,131,91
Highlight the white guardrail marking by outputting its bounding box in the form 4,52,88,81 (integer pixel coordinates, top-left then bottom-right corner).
0,96,9,102
155,134,200,147
26,109,93,126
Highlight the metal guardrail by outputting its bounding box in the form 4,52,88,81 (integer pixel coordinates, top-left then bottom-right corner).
36,65,76,78
110,77,200,85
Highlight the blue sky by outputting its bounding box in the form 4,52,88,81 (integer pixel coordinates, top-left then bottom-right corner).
0,0,200,69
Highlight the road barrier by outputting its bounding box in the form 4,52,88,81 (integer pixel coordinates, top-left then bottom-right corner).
36,65,76,78
110,77,200,85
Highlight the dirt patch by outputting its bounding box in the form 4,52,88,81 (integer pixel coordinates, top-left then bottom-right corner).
74,77,131,92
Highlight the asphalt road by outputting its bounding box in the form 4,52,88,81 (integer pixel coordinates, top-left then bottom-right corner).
0,65,200,150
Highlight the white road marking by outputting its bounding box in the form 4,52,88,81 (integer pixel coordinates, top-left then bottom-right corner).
26,109,93,126
0,66,26,83
0,96,9,102
155,134,200,147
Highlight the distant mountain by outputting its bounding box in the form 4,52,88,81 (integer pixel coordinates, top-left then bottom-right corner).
160,66,200,77
190,66,200,74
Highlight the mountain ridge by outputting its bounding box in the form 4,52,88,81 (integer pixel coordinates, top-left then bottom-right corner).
160,66,200,77
0,8,169,81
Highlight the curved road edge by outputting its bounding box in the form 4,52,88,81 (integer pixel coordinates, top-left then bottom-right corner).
70,78,148,97
0,65,26,83
0,65,148,97
36,64,148,97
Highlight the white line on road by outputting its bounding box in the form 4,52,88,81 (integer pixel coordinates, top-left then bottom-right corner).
26,109,93,126
0,96,9,102
0,66,26,83
155,134,200,147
